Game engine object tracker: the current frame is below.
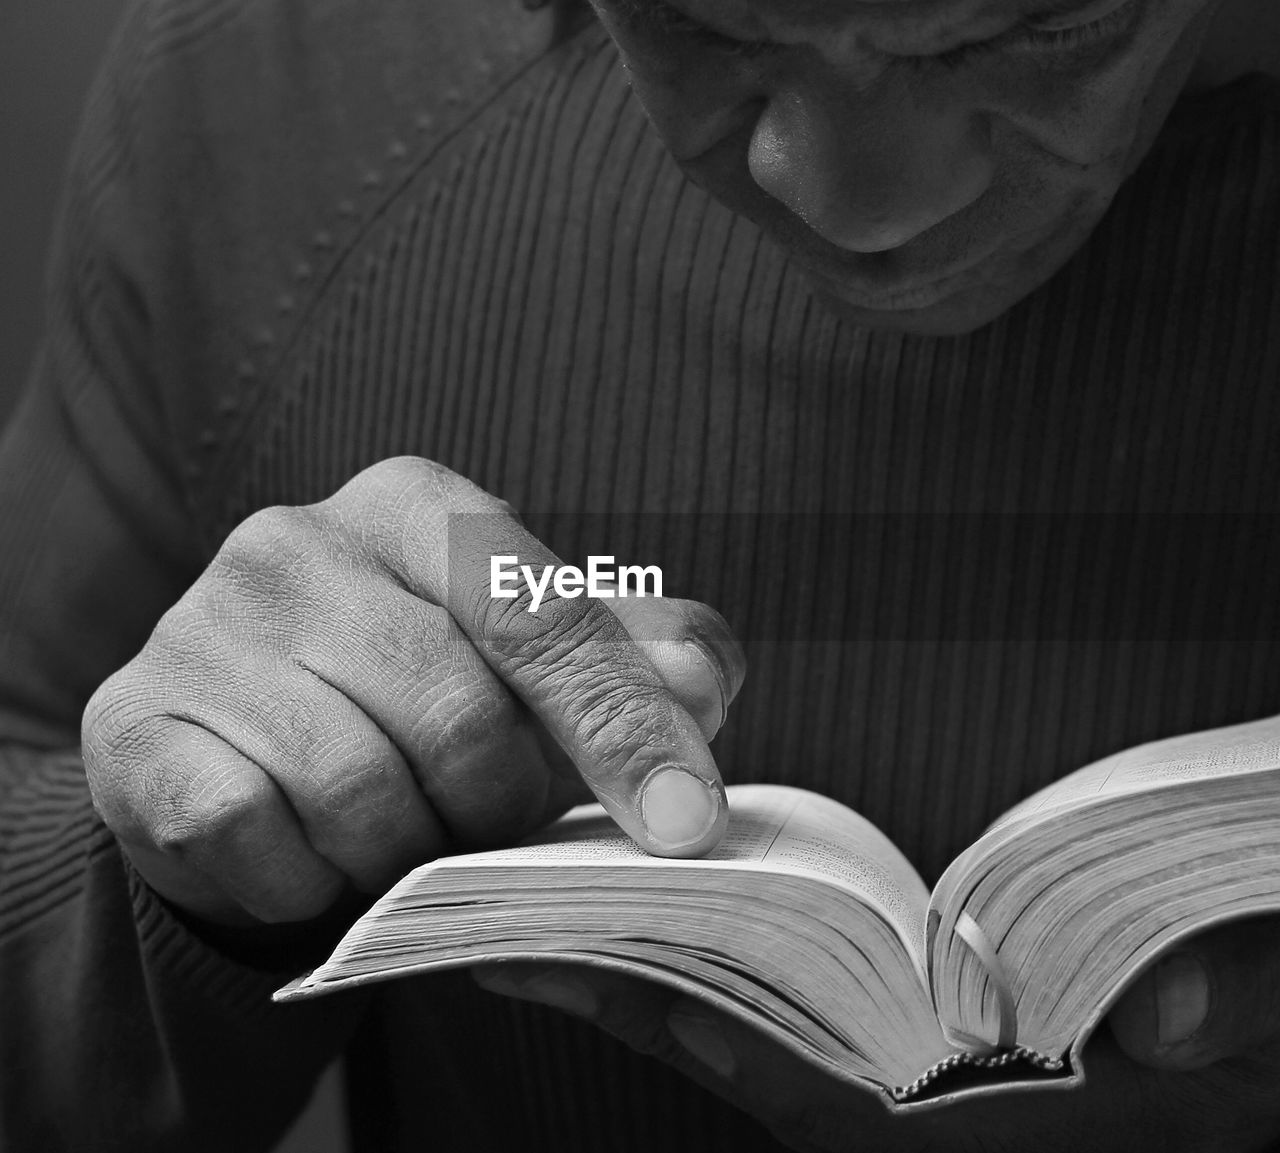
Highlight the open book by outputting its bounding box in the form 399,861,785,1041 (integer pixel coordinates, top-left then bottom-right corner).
276,715,1280,1109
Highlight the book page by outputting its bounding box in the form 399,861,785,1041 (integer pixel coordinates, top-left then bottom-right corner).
454,784,930,960
469,783,808,865
285,783,947,1086
985,714,1280,835
751,790,931,959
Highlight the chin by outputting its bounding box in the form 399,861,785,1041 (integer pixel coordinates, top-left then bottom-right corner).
797,215,1103,337
804,282,1023,336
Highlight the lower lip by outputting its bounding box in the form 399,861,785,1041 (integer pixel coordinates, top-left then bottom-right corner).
807,269,979,313
794,241,1007,312
799,220,1066,314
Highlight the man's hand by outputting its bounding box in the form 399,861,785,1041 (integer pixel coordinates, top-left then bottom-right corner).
1110,917,1280,1072
82,457,744,927
475,919,1280,1152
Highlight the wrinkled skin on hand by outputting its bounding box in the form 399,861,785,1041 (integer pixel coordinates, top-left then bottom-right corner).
82,457,745,930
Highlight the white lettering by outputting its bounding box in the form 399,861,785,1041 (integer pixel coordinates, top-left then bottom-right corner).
491,555,663,612
587,555,615,598
491,556,519,598
617,564,663,599
553,566,585,598
521,564,556,613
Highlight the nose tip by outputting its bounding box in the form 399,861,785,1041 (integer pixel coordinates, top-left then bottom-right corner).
747,91,991,254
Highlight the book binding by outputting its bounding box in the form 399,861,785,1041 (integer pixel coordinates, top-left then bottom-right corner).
891,1046,1066,1103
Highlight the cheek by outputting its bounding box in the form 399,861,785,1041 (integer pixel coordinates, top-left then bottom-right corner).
977,0,1220,172
592,0,1221,281
591,18,763,158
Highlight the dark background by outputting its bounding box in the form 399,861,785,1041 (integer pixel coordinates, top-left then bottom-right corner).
0,4,347,1149
0,0,126,422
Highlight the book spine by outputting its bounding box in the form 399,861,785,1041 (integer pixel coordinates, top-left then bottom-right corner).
891,1046,1065,1103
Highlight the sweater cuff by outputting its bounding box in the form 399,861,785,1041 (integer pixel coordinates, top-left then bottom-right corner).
124,852,364,1021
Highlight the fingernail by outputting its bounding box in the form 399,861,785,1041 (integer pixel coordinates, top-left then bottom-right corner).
640,767,720,851
668,1009,736,1080
1156,952,1210,1047
683,640,728,733
519,974,599,1019
472,967,521,997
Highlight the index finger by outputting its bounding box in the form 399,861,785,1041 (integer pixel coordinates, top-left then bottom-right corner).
333,459,729,857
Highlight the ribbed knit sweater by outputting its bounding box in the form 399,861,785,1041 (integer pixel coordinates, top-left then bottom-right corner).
1,0,1279,1148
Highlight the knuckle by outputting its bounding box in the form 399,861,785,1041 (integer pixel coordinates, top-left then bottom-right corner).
222,503,319,560
309,747,395,818
309,762,409,850
213,505,328,593
409,694,549,841
81,671,166,813
328,800,402,856
156,769,267,858
146,582,261,675
476,585,607,670
321,457,487,578
356,455,444,492
413,674,516,758
81,667,138,752
563,669,661,755
146,812,204,860
81,664,297,893
332,456,451,517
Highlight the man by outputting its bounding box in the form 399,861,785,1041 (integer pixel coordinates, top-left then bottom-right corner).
1,0,1278,1147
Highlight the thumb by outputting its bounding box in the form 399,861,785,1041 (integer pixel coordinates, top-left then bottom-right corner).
1109,917,1280,1070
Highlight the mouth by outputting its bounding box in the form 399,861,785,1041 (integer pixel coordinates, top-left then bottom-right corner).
781,225,1032,313
747,208,990,312
798,225,1094,318
771,202,1092,317
803,263,990,312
